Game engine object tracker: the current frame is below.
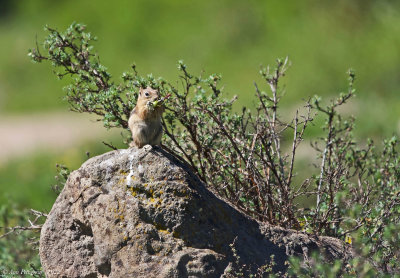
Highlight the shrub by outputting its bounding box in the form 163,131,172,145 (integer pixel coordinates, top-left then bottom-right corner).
17,22,400,275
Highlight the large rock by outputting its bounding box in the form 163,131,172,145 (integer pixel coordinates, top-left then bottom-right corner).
39,147,351,277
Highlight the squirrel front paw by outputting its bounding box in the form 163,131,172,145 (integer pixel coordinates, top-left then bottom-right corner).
143,144,153,152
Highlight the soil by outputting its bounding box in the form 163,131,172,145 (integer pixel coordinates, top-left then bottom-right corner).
0,112,111,164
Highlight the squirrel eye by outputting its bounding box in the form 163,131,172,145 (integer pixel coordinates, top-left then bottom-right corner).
144,92,150,97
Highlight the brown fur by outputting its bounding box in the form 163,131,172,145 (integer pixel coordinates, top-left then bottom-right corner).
128,87,164,148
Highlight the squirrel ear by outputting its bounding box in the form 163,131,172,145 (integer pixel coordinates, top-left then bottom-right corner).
139,87,143,96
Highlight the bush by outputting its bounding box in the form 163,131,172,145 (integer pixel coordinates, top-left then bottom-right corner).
18,22,400,276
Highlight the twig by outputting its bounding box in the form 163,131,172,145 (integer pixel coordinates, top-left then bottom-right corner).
102,141,118,150
0,209,47,239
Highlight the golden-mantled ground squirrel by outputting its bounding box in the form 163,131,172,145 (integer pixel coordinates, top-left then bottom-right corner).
128,87,165,148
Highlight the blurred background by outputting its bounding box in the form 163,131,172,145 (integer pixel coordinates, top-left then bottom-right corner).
1,0,400,212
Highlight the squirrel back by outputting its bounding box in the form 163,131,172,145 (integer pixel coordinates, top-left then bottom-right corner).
128,87,164,148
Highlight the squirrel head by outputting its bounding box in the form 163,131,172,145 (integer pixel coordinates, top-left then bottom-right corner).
138,86,160,102
136,87,164,120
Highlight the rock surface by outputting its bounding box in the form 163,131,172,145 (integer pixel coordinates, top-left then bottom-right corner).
40,147,350,277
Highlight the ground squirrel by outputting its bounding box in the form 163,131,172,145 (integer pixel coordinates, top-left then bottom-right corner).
128,87,165,148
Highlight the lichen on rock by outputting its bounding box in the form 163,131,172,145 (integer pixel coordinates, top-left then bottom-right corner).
39,146,351,277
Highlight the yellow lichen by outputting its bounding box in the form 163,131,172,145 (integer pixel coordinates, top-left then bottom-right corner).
119,169,128,175
128,187,139,197
117,177,126,186
158,229,170,235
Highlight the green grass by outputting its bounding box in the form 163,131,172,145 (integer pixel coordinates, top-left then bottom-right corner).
0,0,399,132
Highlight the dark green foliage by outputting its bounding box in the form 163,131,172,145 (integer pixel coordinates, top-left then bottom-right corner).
21,23,400,276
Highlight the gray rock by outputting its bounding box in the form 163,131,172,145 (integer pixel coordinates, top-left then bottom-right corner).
39,146,351,277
